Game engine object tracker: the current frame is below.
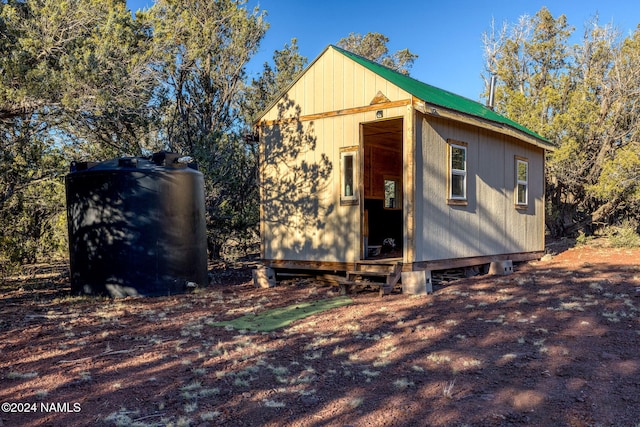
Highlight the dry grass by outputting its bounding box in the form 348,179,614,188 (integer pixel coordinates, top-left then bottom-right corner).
3,246,640,427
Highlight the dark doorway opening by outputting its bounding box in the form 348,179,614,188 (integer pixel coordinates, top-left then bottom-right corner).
362,118,403,259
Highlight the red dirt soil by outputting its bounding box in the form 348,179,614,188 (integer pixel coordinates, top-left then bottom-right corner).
1,243,639,427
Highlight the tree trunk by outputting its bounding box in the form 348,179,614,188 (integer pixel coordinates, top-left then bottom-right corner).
563,198,619,236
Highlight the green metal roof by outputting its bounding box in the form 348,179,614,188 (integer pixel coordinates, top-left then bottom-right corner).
331,45,552,146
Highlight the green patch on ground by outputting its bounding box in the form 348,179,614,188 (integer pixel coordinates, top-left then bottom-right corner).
209,297,353,332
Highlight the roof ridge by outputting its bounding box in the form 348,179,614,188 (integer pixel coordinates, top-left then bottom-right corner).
330,44,480,104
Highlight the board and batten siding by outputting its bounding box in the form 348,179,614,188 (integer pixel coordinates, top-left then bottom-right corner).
414,113,545,262
259,46,411,263
260,47,410,121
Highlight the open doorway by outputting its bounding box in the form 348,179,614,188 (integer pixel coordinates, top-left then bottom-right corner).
361,118,403,259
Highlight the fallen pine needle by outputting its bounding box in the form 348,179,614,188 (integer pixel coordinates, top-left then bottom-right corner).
57,349,133,364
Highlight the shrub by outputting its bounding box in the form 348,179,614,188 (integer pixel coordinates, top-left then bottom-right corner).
606,220,640,248
575,231,594,246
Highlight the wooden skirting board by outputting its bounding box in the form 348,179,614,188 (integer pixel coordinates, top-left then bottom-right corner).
410,251,544,271
262,251,544,275
262,259,357,273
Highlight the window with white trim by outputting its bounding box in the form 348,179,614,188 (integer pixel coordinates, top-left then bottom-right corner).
340,147,358,205
515,157,528,207
448,142,467,202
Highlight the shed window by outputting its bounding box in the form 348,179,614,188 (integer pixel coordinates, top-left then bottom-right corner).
516,157,528,207
448,142,467,202
340,147,358,205
384,176,401,210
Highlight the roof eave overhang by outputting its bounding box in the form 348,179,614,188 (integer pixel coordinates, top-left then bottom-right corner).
413,98,555,152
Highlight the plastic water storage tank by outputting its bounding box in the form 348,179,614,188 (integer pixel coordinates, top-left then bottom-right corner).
65,152,208,297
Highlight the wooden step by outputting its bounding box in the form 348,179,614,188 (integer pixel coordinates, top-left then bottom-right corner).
356,257,402,264
343,262,402,296
353,259,402,273
338,281,393,297
346,270,390,279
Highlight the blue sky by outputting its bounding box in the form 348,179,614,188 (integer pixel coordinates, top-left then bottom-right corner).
127,0,640,101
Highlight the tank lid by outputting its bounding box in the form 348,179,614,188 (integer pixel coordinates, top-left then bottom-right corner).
69,152,198,173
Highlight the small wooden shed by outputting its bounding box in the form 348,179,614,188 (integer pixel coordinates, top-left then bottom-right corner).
255,45,554,289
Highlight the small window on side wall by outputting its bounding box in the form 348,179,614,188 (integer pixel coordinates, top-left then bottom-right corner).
448,140,467,205
340,147,358,205
515,157,528,207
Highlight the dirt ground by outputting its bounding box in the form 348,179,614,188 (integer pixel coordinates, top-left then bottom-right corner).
1,242,639,427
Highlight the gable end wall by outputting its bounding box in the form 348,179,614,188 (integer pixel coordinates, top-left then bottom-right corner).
259,48,411,263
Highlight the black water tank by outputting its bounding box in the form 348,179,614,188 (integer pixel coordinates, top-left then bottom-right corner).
65,152,208,297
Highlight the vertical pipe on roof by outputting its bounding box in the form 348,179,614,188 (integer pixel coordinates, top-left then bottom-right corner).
488,74,497,110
